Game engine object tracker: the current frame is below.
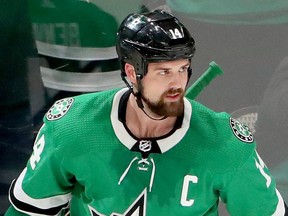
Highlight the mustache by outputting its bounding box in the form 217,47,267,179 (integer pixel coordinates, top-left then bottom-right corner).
164,88,184,95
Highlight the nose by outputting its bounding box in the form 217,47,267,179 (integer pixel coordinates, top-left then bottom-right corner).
169,71,185,88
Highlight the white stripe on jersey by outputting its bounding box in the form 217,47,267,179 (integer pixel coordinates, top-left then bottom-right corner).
272,189,286,216
10,168,71,212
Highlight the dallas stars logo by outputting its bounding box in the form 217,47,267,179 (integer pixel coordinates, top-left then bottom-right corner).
230,117,254,143
89,189,147,216
46,98,74,121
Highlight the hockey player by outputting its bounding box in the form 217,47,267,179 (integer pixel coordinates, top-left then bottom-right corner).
5,10,288,215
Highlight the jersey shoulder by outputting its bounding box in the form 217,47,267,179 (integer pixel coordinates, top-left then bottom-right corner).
45,88,119,123
188,100,257,171
40,88,119,151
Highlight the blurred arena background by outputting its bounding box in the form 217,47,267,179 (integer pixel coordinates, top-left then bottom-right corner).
1,0,288,215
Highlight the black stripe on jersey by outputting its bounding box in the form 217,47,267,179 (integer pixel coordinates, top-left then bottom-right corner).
9,180,69,215
39,54,119,73
284,201,288,216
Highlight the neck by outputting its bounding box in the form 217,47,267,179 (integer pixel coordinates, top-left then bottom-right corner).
126,94,177,138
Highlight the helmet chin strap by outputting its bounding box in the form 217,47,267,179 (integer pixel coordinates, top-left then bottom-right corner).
121,73,167,121
134,91,167,121
134,74,167,121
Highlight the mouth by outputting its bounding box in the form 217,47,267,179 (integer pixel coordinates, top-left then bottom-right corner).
163,88,184,102
165,93,181,101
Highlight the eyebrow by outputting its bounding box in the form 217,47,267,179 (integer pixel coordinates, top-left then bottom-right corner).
153,63,190,70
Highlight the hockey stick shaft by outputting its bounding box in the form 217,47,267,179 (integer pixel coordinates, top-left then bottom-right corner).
185,61,224,99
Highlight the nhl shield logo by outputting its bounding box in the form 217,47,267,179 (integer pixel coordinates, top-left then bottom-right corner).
230,117,254,143
46,98,74,121
139,140,152,152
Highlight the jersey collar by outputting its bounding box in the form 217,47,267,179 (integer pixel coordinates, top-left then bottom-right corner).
110,88,192,153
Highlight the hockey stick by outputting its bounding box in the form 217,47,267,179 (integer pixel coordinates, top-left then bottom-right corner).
185,61,224,99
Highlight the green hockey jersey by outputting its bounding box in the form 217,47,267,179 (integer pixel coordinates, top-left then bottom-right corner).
6,88,286,215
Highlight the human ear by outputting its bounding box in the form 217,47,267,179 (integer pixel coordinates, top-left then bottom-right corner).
124,63,137,84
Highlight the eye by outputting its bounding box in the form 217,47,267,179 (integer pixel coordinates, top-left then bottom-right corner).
159,70,169,75
179,66,189,73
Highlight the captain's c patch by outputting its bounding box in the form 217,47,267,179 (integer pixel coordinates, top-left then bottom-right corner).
230,117,254,143
46,98,74,121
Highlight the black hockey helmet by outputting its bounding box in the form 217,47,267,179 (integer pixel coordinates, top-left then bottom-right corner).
116,9,196,79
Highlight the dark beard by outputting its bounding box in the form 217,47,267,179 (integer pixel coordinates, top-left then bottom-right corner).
141,88,185,117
